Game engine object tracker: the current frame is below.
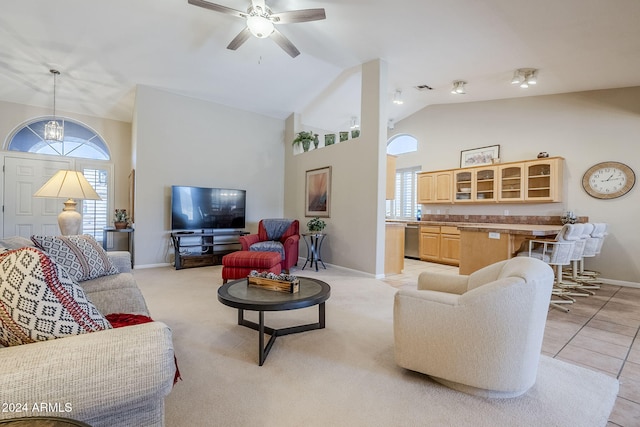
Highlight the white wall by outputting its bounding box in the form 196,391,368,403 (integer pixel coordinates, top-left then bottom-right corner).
284,60,388,276
391,87,640,283
132,86,286,266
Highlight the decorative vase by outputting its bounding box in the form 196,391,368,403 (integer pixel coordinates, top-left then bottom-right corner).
339,131,349,142
114,221,128,229
302,140,311,152
313,134,319,149
351,129,360,138
325,134,336,146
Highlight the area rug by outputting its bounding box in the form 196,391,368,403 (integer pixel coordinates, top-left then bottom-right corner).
135,265,619,427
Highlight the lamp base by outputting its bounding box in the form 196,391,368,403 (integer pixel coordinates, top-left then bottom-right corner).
58,199,82,235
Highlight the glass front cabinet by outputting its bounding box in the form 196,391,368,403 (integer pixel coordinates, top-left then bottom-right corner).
417,157,563,204
498,164,524,202
525,158,562,202
454,167,496,203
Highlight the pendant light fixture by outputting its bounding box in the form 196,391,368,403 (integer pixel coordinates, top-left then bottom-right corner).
44,69,64,142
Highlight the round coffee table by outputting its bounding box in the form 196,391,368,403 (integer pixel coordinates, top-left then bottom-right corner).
218,276,331,365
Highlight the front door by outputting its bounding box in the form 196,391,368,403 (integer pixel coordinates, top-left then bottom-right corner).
3,156,72,237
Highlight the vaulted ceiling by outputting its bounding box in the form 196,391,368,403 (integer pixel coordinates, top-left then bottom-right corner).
2,0,639,132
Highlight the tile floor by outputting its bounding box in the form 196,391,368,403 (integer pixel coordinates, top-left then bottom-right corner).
382,258,640,427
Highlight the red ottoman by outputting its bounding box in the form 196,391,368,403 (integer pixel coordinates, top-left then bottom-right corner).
221,251,282,283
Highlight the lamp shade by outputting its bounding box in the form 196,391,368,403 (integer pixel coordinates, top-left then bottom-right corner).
33,170,101,236
34,170,101,200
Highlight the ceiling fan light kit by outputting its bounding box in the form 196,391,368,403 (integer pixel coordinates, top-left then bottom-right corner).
188,0,326,58
247,6,274,38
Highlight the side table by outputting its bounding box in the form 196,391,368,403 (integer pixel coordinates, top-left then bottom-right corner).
302,232,326,271
103,227,134,268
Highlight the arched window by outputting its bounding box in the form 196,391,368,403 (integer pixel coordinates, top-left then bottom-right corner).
386,133,418,156
6,117,110,160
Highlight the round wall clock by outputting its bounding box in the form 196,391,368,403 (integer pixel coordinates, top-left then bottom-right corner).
582,161,636,199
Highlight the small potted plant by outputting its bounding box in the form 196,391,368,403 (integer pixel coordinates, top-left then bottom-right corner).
292,131,318,152
113,208,129,229
307,217,326,233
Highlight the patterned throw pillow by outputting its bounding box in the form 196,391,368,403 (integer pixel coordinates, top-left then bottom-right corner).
0,247,112,347
31,235,119,282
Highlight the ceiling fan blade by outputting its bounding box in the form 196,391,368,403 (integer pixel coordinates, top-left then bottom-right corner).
251,0,266,12
270,9,326,24
226,27,252,50
270,28,300,58
188,0,247,19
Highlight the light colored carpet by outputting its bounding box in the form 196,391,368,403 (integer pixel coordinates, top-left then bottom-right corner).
135,264,619,427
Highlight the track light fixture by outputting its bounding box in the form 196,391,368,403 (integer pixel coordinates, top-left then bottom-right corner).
511,68,538,88
393,90,403,105
451,81,466,94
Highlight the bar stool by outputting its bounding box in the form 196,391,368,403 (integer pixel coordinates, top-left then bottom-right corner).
517,224,576,312
577,223,608,286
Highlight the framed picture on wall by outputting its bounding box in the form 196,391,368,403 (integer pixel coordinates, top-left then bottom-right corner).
305,166,331,217
460,145,500,168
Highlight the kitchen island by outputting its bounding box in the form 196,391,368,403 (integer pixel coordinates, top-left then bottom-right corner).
457,223,562,274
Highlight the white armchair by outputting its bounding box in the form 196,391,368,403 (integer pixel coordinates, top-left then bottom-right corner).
393,257,554,398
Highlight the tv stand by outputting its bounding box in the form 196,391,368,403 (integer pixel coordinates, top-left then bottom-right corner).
170,230,248,270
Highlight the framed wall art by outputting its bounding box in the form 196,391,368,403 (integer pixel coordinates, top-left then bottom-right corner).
460,145,500,168
305,166,331,217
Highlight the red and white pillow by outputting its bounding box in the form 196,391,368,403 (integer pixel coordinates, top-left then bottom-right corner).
0,247,112,347
31,234,119,282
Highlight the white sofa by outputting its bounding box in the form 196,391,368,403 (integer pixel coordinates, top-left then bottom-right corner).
394,257,554,398
0,249,176,426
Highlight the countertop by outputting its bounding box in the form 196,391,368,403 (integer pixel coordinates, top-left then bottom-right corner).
385,219,562,236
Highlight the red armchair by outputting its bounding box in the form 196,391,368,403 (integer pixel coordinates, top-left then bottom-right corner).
239,219,300,273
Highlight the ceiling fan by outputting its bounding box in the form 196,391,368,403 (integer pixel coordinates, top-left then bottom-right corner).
188,0,326,58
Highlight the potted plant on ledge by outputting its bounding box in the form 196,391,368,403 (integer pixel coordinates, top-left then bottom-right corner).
293,131,319,152
114,208,130,229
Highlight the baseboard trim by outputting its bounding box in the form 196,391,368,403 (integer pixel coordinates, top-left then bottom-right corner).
135,262,172,270
600,277,640,289
295,257,376,278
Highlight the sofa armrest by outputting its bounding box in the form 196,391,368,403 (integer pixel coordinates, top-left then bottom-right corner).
239,234,260,251
417,271,469,294
107,251,132,273
0,322,175,423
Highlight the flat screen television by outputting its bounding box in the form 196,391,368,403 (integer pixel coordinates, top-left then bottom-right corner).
171,185,246,230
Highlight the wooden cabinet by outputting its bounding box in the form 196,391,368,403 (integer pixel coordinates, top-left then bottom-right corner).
386,155,396,200
419,157,563,204
417,171,452,203
525,158,562,202
498,164,524,201
419,225,460,266
385,223,405,275
498,158,562,202
419,226,440,262
454,167,497,203
440,226,461,264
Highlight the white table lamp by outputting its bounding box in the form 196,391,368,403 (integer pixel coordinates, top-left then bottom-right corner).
34,170,102,235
